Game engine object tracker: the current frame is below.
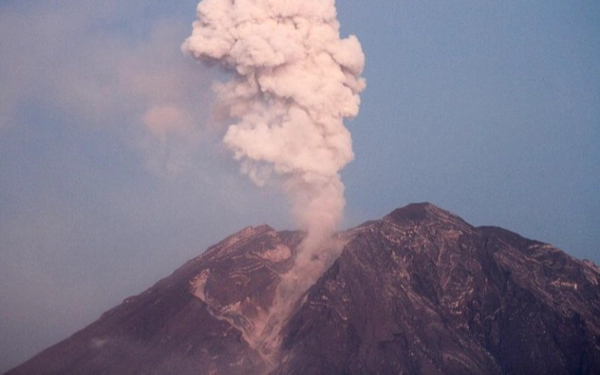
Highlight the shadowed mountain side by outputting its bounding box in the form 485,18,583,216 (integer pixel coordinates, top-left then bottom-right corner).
7,203,600,374
277,203,600,374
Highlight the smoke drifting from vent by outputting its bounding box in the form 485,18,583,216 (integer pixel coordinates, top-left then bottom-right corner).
182,0,365,249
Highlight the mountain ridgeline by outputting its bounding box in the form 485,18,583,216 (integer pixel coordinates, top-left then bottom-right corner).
7,203,600,374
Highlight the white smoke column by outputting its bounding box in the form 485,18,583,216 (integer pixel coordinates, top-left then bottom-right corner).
182,0,365,248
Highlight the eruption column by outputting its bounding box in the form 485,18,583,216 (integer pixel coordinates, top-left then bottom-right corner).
183,0,365,248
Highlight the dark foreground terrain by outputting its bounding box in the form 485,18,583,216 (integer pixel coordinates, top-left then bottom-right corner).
7,203,600,374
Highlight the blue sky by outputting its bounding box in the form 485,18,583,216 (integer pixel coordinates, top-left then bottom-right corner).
1,0,598,371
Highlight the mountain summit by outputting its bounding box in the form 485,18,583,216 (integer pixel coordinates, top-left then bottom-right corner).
7,203,600,374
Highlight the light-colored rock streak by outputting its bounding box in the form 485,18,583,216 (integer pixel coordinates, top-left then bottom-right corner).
190,237,349,369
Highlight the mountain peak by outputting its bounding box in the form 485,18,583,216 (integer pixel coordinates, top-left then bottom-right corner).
386,202,449,220
7,203,600,375
384,202,473,231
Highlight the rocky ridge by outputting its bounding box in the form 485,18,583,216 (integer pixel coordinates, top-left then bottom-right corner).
7,203,600,374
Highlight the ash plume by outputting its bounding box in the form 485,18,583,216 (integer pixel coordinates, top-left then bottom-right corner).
183,0,364,364
182,0,365,249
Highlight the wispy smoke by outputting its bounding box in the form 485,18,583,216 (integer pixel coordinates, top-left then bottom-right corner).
182,0,365,248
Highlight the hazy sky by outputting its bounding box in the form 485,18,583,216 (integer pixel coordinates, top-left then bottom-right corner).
1,0,598,371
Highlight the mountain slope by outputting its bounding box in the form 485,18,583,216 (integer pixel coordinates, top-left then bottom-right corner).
7,203,600,374
277,203,600,374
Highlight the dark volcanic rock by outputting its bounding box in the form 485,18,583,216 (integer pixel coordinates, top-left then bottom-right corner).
7,203,600,374
7,225,303,375
277,203,600,374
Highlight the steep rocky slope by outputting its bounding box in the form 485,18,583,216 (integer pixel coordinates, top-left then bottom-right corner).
277,203,600,374
7,203,600,374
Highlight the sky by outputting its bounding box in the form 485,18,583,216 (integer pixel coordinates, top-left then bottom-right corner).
1,0,598,371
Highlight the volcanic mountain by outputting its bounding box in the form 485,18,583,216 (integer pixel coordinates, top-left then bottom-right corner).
7,203,600,374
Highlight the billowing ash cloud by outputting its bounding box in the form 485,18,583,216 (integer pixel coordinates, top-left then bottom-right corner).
182,0,365,250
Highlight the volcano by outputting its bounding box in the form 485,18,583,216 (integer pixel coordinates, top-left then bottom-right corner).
6,203,600,374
